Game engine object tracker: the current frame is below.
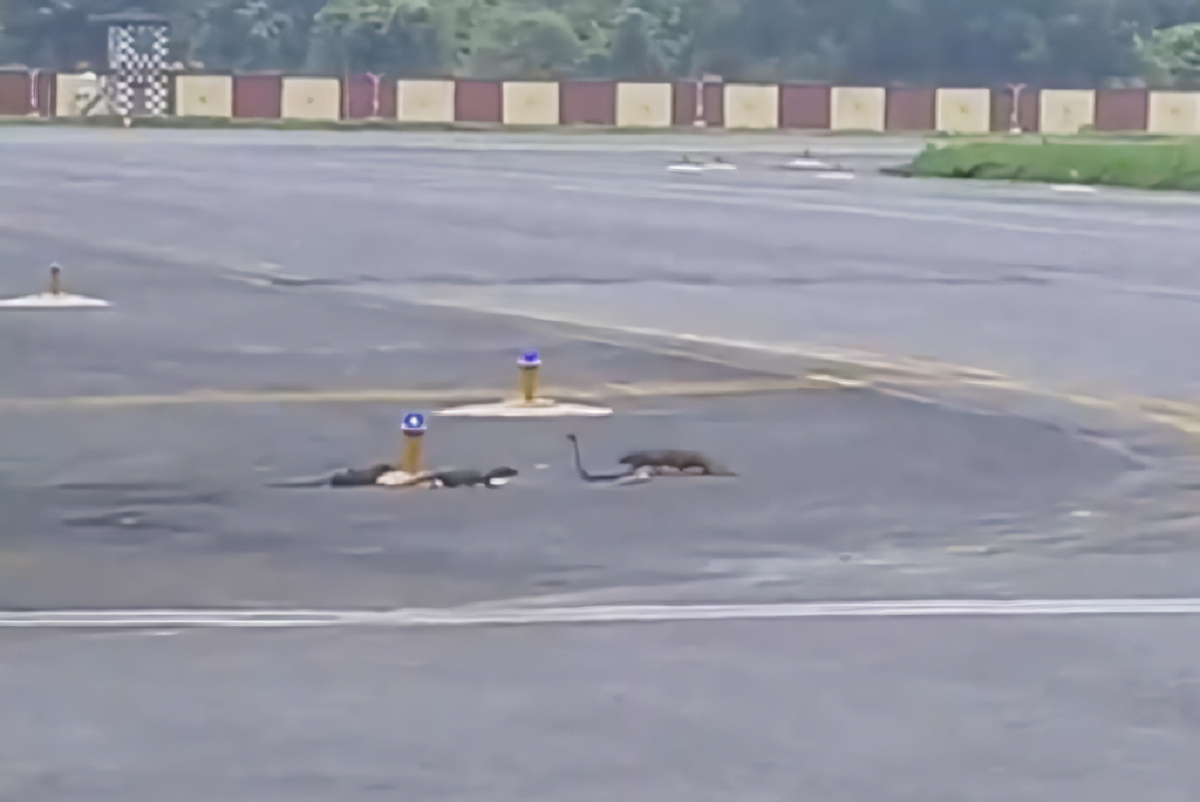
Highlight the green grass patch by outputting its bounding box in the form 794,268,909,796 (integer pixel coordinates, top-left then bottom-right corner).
895,136,1200,191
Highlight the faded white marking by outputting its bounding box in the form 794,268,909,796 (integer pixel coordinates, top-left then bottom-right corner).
435,399,613,418
5,598,1200,630
552,183,1133,238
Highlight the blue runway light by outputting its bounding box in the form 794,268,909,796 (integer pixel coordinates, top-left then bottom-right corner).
518,350,541,367
400,412,427,433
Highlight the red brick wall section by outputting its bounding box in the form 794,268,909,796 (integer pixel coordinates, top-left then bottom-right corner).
344,74,381,119
672,81,723,126
0,71,31,115
701,82,724,126
342,75,397,119
35,71,55,117
454,80,502,123
1094,88,1149,132
377,77,397,120
233,74,283,118
991,88,1039,132
885,87,936,130
779,84,831,129
672,81,695,126
559,80,616,125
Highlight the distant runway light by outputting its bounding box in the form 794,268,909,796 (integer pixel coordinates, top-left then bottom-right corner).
785,157,835,171
0,263,112,310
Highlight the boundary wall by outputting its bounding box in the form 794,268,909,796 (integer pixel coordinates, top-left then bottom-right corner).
3,72,1198,134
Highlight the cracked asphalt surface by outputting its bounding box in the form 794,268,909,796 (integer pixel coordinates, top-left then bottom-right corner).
2,129,1200,801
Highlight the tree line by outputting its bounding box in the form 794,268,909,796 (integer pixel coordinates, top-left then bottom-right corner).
2,0,1199,88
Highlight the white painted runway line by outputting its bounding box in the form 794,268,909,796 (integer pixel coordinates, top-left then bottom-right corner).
5,599,1200,630
552,183,1131,238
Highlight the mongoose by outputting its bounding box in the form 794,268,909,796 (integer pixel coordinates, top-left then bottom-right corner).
268,465,517,489
427,467,518,488
618,449,736,476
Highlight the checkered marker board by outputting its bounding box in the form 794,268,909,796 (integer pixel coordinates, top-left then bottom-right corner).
108,24,170,116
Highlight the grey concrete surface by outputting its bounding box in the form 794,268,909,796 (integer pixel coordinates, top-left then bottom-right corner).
0,126,926,154
3,129,1199,400
0,241,1143,610
3,130,1200,801
3,618,1200,802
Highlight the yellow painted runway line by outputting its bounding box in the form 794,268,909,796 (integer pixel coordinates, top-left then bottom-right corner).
404,293,1200,442
0,377,824,413
4,219,1198,439
0,389,474,411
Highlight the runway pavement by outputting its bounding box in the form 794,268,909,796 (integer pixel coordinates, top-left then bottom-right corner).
4,618,1200,802
3,128,1200,800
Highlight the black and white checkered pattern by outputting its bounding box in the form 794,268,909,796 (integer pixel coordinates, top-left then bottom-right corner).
107,24,170,116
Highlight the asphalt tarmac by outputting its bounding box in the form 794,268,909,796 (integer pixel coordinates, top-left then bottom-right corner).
0,235,1137,610
2,129,1199,801
4,617,1200,802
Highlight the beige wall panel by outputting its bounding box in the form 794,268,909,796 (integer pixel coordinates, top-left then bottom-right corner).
1147,91,1200,135
56,73,103,116
281,77,340,121
723,84,779,129
398,79,454,123
935,87,990,133
830,86,885,131
615,82,672,127
176,75,233,117
1039,89,1096,134
502,81,559,126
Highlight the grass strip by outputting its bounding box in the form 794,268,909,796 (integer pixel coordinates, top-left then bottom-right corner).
891,136,1200,191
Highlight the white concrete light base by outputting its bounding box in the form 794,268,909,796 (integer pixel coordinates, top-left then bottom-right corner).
784,157,836,171
0,292,112,309
375,469,433,487
2,264,112,310
668,156,737,173
435,397,613,419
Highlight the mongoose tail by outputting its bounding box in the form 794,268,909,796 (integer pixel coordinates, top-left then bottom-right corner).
267,464,393,488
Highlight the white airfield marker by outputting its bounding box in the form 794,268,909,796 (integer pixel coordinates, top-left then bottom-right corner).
668,156,736,173
436,351,612,419
785,156,836,171
0,264,111,309
0,293,111,309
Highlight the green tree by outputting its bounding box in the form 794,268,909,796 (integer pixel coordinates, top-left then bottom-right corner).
188,0,318,70
1136,21,1200,85
311,0,442,74
5,0,1200,85
608,0,693,77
